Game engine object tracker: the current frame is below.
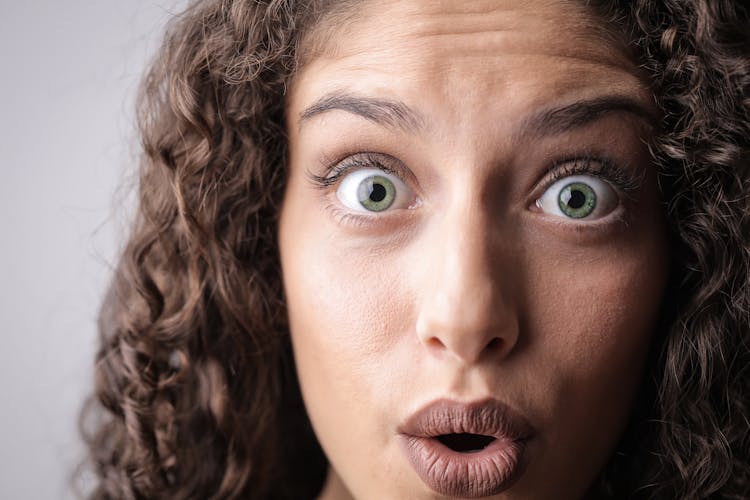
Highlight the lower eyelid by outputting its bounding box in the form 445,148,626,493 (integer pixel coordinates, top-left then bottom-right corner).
533,203,630,233
327,190,628,237
327,205,372,227
323,201,411,230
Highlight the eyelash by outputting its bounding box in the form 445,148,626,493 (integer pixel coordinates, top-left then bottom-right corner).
306,152,642,207
306,152,406,190
542,156,643,197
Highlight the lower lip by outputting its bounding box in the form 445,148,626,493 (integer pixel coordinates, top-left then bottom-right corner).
399,434,528,498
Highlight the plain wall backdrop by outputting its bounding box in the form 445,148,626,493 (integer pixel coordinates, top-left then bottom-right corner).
0,1,186,497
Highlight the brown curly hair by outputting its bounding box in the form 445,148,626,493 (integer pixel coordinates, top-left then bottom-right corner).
81,0,749,498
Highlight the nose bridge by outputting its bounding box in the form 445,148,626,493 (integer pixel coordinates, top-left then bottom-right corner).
416,199,518,364
438,208,494,317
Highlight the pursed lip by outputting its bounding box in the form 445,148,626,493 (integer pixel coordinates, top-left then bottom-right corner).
397,398,535,498
398,398,534,440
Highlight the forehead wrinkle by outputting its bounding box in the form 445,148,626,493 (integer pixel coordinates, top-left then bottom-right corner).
306,33,641,102
304,0,637,79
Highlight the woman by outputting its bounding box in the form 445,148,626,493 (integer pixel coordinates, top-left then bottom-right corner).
83,0,749,498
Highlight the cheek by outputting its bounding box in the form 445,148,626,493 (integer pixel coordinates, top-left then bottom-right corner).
279,202,412,425
538,247,664,375
521,235,667,478
283,239,405,358
280,215,420,496
532,259,654,375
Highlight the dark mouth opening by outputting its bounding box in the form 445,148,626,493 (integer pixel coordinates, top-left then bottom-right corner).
436,433,496,453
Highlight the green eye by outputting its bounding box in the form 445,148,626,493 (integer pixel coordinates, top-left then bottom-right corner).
357,175,396,212
336,167,416,214
558,182,597,219
536,173,619,221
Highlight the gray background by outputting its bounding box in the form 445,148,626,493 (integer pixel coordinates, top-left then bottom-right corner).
1,1,186,497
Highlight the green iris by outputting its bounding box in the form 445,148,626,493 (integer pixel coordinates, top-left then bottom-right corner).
357,174,396,212
558,181,596,218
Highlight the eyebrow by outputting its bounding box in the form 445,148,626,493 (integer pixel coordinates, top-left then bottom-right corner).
299,91,425,132
521,95,657,139
298,91,655,137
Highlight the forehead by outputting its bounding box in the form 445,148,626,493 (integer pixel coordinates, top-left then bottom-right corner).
290,0,651,127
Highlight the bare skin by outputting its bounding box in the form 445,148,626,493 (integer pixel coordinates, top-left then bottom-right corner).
279,1,669,498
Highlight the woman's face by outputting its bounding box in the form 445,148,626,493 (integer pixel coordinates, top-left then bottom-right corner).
279,0,669,498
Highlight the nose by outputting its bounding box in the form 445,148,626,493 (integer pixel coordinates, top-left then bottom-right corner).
415,207,519,365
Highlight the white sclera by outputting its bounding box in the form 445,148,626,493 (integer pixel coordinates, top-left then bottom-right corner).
536,174,618,220
336,168,415,213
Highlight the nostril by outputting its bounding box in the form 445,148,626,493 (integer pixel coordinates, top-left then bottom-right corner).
425,337,445,350
421,335,506,362
486,337,502,351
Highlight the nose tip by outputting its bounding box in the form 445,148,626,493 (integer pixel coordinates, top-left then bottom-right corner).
419,330,515,364
415,286,519,365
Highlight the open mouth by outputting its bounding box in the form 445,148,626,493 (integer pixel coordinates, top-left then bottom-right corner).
398,399,535,497
436,433,497,453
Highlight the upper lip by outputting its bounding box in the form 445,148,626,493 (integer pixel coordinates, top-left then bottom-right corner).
398,398,535,441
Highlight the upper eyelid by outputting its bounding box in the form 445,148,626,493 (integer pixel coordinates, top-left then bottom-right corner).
540,157,644,196
307,152,414,189
338,155,402,178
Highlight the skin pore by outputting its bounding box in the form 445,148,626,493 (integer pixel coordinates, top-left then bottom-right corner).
279,1,669,498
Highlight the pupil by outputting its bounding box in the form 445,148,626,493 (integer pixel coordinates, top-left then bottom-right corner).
370,183,387,202
567,189,586,209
